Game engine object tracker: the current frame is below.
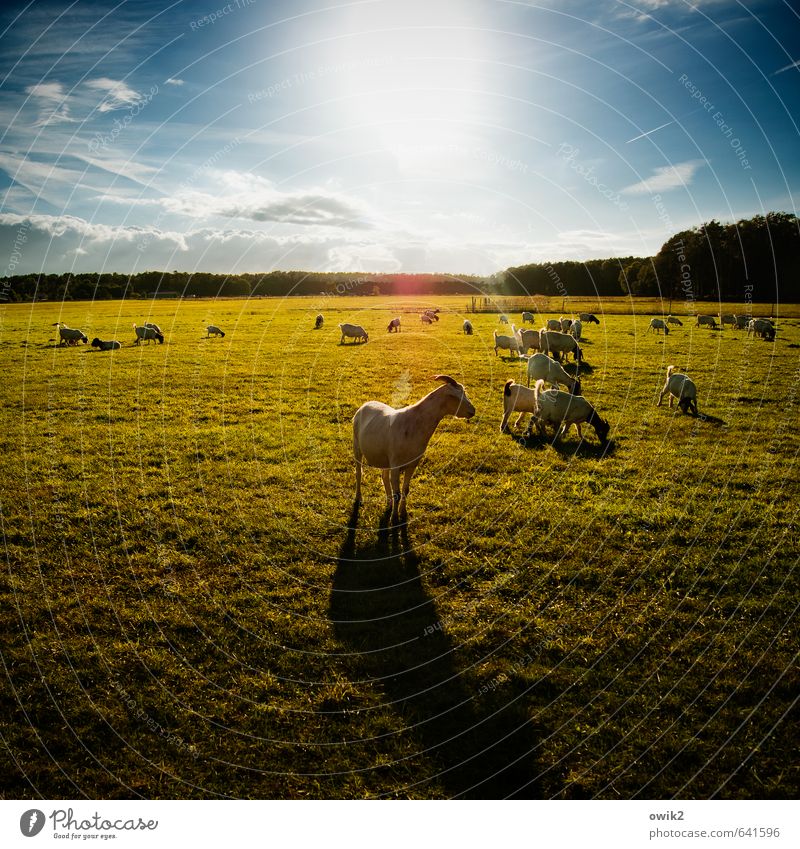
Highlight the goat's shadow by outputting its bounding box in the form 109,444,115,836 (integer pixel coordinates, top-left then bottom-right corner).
509,429,618,459
330,503,541,798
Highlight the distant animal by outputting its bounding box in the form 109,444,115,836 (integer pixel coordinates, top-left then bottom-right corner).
133,324,164,344
696,315,717,329
748,318,775,341
315,314,324,329
545,318,562,332
578,313,600,324
657,365,698,416
387,317,401,333
559,316,572,333
352,375,475,521
522,311,535,323
339,323,368,344
499,314,509,325
52,323,88,346
423,309,440,322
493,330,522,358
734,314,751,330
570,319,582,341
421,314,433,325
90,338,121,351
720,313,737,329
649,318,670,335
666,315,683,326
206,325,225,337
463,319,473,335
527,379,610,443
144,322,162,335
516,327,542,355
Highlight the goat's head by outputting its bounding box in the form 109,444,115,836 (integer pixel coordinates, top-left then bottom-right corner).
433,375,475,420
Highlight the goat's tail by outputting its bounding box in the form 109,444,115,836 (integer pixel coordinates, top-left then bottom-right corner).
504,378,514,396
533,378,545,411
667,365,676,377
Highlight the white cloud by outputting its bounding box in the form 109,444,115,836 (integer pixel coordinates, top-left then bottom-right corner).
621,160,705,195
165,78,185,86
86,77,143,112
25,82,74,126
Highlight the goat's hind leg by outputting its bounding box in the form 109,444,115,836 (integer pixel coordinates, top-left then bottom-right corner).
381,469,392,509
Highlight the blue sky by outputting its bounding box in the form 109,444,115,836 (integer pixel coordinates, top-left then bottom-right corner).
0,0,798,274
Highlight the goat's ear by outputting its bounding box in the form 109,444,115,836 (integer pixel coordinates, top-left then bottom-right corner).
433,374,458,387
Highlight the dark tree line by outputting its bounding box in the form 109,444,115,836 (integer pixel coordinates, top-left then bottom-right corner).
496,212,800,303
2,213,797,303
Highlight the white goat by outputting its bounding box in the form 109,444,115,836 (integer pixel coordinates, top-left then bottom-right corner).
206,325,225,337
91,338,121,351
529,379,610,443
579,313,600,324
696,315,717,329
559,316,572,333
352,375,475,519
526,352,580,392
133,324,164,344
463,319,473,335
540,330,581,363
570,319,582,341
339,323,368,344
666,315,683,326
517,327,542,354
545,318,561,332
52,323,88,346
494,329,522,357
657,365,698,416
649,318,670,335
387,317,401,333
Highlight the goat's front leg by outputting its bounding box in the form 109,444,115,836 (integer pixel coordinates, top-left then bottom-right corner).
381,469,392,508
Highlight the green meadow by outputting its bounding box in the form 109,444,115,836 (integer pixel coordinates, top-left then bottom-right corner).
1,295,798,799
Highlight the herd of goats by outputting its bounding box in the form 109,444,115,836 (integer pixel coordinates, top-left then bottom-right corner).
51,306,777,521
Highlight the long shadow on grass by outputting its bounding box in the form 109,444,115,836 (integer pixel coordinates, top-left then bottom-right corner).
330,502,540,799
509,430,617,459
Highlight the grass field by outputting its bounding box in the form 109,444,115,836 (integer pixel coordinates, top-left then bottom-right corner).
1,295,798,799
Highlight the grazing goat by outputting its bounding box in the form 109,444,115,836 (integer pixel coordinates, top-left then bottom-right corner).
53,323,88,346
748,318,775,340
144,322,163,335
734,314,751,330
657,365,698,416
352,375,475,520
579,313,600,324
315,314,324,329
133,324,164,344
387,317,401,333
649,318,670,335
666,315,683,326
545,318,562,332
421,313,433,325
517,327,542,354
720,313,736,329
494,330,522,358
522,311,535,324
526,352,580,393
91,338,121,351
339,323,368,344
499,314,509,324
696,315,717,329
423,309,440,322
559,316,573,333
206,325,225,337
570,319,582,341
540,330,581,363
463,319,473,335
529,379,610,443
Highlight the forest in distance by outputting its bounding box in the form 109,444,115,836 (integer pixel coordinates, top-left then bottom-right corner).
2,211,798,304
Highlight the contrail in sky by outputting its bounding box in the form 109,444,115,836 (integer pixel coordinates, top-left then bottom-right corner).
626,121,673,143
